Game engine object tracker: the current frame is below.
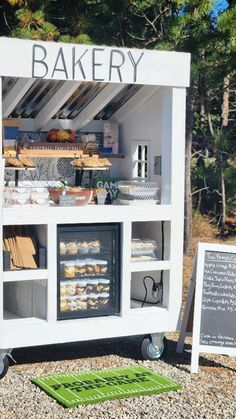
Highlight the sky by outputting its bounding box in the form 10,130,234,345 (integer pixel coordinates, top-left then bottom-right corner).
214,0,229,14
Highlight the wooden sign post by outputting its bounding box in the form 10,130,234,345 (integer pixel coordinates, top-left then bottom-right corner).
177,242,236,373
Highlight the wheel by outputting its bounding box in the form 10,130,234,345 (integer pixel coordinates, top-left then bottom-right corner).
0,356,9,380
141,336,168,360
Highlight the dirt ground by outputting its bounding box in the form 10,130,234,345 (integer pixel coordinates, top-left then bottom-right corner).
182,214,236,304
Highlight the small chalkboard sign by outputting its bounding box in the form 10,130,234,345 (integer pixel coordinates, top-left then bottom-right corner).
59,195,76,206
177,242,236,373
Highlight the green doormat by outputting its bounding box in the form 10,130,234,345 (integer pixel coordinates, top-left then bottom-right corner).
32,365,182,408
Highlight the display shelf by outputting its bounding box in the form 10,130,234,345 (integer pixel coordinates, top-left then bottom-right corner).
131,260,170,272
130,299,167,311
3,269,47,282
3,204,171,225
4,166,36,171
3,310,46,323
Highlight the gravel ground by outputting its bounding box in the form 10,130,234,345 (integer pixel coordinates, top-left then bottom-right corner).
0,333,235,419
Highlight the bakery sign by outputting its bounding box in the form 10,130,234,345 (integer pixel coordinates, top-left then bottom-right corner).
0,37,191,87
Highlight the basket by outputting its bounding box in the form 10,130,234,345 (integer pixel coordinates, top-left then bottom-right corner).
117,180,159,200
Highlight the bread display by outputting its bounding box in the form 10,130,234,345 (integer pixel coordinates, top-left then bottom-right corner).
72,156,111,168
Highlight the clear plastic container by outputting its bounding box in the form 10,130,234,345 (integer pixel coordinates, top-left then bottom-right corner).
63,262,75,278
118,180,159,199
97,279,110,293
75,260,87,276
97,293,110,307
66,241,77,255
30,192,49,205
87,293,99,309
131,238,158,256
77,295,88,310
64,281,76,296
75,280,87,295
77,241,89,254
86,279,99,294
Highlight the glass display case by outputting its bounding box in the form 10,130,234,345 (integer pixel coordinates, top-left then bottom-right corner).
57,223,120,319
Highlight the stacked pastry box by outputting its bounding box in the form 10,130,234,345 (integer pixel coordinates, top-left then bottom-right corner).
59,239,110,314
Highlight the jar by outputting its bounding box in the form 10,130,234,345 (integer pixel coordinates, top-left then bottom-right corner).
63,261,75,278
75,280,87,296
97,279,110,293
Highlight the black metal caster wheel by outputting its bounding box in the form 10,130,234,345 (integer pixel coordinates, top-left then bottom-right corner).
141,336,168,360
0,356,9,380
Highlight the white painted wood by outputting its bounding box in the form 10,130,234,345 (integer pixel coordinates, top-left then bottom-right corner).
191,242,236,373
0,38,190,87
34,81,81,130
131,260,170,272
167,88,186,331
47,223,57,322
2,308,169,348
120,222,132,316
3,269,47,282
2,78,35,118
113,86,161,123
73,83,125,129
3,204,172,225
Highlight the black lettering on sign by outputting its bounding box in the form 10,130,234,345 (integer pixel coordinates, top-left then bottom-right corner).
127,51,144,83
200,251,236,348
109,49,125,82
51,47,68,79
72,47,88,80
32,44,48,78
92,48,105,81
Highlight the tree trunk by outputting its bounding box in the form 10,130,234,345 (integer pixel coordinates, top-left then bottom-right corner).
184,83,195,254
220,159,226,232
222,75,230,127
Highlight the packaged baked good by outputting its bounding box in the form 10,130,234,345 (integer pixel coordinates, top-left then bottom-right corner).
75,260,87,276
97,293,110,307
67,296,78,311
77,296,88,310
77,241,89,254
66,241,77,255
95,260,108,274
60,297,69,312
60,282,67,297
75,280,87,296
60,242,67,255
86,279,99,294
97,279,110,293
65,281,76,296
86,259,97,275
87,293,99,309
63,261,75,278
88,240,100,253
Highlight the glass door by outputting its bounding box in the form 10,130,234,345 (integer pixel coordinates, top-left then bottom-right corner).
57,223,120,320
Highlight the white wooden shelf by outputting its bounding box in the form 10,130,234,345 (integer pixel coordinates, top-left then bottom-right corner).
3,269,47,282
131,260,170,272
3,204,171,225
3,310,46,323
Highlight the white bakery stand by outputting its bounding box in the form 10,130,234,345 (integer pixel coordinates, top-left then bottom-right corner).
0,37,190,378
